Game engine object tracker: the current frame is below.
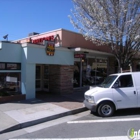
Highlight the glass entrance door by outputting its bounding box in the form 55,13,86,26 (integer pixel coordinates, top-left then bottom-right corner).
43,65,49,91
36,65,49,91
36,65,41,91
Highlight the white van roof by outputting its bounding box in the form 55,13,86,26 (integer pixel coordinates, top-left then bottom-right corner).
110,72,140,76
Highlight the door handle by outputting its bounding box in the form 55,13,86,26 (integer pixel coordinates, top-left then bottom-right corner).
134,91,136,94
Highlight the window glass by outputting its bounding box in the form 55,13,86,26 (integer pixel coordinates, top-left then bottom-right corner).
36,66,41,79
44,65,49,79
0,63,21,70
115,75,133,88
100,75,117,88
36,80,41,88
0,73,21,95
43,80,49,88
7,63,20,70
0,63,5,70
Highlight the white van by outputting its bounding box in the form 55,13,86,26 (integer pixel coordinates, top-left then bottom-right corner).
84,72,140,117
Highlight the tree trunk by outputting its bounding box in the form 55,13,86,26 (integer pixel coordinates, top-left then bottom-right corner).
116,58,131,73
116,58,122,73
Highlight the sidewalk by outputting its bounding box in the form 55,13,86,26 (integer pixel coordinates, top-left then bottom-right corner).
0,87,89,134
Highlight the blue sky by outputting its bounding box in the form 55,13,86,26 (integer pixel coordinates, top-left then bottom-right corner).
0,0,77,41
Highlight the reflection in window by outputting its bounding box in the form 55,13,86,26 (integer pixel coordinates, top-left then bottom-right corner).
0,63,5,70
44,80,49,88
73,62,80,87
36,80,41,88
0,73,21,96
44,65,49,79
0,63,21,70
36,66,41,79
117,75,133,88
100,75,117,88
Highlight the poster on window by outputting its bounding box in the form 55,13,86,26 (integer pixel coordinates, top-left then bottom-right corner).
7,63,17,70
6,76,17,82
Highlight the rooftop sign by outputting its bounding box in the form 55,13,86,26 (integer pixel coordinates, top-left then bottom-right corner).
32,35,54,44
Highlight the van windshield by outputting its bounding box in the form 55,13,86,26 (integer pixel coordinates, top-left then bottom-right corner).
99,75,118,88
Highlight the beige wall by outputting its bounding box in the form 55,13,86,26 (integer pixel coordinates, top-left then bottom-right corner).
15,28,112,54
61,29,111,53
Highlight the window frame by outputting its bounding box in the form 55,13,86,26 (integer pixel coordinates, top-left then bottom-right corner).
113,74,134,88
0,62,21,70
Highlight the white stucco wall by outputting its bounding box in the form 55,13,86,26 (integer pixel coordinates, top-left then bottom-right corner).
0,42,74,99
21,43,74,99
21,43,74,65
0,42,21,62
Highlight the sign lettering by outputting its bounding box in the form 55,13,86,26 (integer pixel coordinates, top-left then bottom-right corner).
74,54,86,58
32,35,54,44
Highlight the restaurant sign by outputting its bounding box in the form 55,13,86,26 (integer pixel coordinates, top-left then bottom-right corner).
74,54,86,58
32,35,54,44
45,42,55,56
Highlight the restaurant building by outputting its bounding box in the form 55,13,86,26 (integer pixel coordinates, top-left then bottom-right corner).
0,28,139,99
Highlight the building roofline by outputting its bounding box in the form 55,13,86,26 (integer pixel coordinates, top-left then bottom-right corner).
61,28,82,35
0,41,20,44
13,28,62,42
13,28,81,42
70,47,113,56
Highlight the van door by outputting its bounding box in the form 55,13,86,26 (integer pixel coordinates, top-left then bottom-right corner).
112,74,137,109
132,73,140,107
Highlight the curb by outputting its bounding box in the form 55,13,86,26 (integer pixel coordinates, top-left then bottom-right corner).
0,107,88,134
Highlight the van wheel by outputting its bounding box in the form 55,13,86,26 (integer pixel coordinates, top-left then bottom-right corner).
98,102,115,117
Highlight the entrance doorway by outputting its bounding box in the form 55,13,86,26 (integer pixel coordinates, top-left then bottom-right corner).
36,65,49,91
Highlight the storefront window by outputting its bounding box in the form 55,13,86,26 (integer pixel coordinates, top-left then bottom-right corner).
0,72,21,96
83,58,107,86
73,62,80,87
43,80,49,88
73,58,108,88
36,65,49,90
36,80,41,88
44,65,49,79
43,65,49,89
0,63,6,70
0,63,21,70
36,66,41,79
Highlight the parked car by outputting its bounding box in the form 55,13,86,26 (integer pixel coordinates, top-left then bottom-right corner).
84,72,140,117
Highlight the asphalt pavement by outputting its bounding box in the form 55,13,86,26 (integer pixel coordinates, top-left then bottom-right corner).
0,87,89,134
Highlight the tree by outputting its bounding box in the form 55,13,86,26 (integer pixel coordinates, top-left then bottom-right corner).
69,0,140,72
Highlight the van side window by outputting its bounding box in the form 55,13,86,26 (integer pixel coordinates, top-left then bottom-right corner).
118,75,133,88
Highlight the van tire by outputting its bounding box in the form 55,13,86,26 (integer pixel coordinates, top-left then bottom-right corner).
97,102,115,117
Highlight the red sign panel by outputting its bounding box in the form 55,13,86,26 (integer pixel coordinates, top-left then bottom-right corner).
32,35,54,44
74,54,86,58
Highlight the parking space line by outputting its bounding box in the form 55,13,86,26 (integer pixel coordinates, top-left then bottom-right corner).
67,117,140,124
9,136,128,140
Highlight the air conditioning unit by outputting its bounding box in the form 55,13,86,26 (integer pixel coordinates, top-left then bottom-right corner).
28,32,39,37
